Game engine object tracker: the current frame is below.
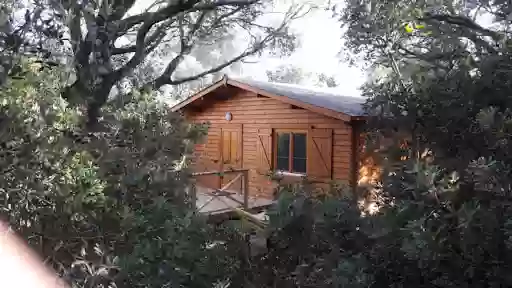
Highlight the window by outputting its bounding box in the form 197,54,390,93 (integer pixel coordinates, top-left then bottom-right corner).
275,131,307,173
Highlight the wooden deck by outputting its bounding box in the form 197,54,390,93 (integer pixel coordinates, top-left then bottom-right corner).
190,169,274,224
195,186,274,215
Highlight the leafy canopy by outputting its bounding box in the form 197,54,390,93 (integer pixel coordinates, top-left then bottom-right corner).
2,0,306,126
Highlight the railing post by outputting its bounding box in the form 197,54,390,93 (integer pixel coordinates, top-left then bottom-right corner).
191,183,197,209
241,170,251,288
243,170,249,210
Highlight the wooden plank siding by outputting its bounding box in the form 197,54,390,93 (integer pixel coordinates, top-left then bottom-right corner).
186,87,354,199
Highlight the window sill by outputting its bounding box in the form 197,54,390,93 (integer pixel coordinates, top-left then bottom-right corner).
275,171,306,177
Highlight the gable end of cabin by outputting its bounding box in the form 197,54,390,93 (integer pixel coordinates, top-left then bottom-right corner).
181,84,364,199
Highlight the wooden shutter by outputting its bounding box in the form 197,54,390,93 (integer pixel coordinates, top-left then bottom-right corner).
256,128,272,174
221,130,231,163
307,128,333,179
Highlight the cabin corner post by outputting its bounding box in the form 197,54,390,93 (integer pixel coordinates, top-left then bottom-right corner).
243,169,249,210
350,121,361,195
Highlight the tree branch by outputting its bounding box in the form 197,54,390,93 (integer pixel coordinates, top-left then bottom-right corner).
419,12,502,41
74,8,98,75
112,22,180,55
151,33,270,88
108,0,263,86
112,1,201,73
145,4,300,89
107,0,137,22
112,46,137,55
109,19,183,84
68,1,82,59
161,12,207,77
116,0,258,36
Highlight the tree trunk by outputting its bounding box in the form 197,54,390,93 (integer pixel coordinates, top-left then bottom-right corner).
62,77,114,130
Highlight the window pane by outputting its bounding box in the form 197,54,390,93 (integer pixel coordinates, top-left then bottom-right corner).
276,157,289,171
292,133,306,158
276,133,290,171
292,158,307,173
292,133,307,173
277,133,290,158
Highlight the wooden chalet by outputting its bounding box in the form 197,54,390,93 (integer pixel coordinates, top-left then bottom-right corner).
172,76,370,215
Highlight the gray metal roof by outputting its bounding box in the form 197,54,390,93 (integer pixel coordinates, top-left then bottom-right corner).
230,77,366,116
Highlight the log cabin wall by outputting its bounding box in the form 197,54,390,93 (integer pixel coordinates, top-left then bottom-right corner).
185,86,356,199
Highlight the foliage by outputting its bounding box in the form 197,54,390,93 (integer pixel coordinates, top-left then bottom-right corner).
243,181,374,288
219,1,512,287
319,0,512,287
8,1,512,287
0,0,62,86
0,59,239,287
249,121,512,287
2,0,305,126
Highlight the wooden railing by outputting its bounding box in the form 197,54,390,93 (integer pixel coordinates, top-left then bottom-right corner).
190,169,250,212
190,168,270,231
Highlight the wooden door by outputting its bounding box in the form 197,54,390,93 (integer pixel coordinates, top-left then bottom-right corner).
220,125,243,191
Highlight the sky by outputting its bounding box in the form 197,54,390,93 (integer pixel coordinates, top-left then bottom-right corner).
126,0,366,99
242,4,366,97
125,0,497,100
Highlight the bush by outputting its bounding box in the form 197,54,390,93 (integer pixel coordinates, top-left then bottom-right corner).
0,60,236,287
246,181,372,288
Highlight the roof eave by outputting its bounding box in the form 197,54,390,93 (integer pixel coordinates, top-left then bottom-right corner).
170,76,228,112
171,76,367,123
227,79,355,122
